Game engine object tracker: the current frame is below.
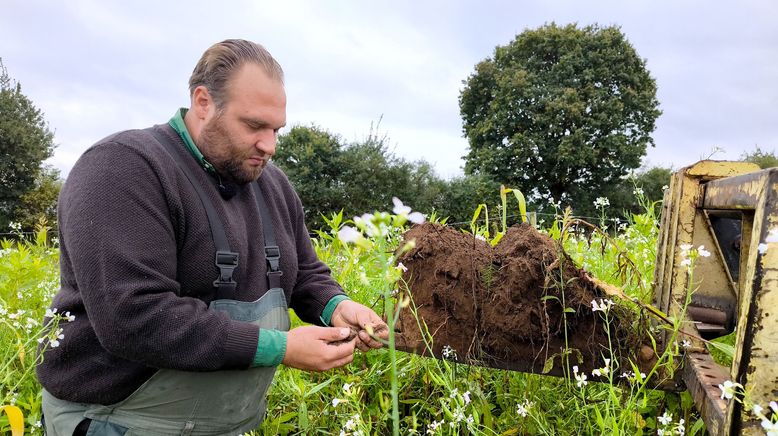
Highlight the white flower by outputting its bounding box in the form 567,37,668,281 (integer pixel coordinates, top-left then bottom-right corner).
392,197,412,215
449,388,459,399
44,307,58,318
442,345,457,360
681,339,691,349
592,369,602,377
770,401,778,413
658,411,673,426
679,244,693,253
338,226,361,243
332,398,346,407
463,391,471,405
593,197,610,208
396,262,408,273
475,234,486,241
573,365,588,388
680,258,692,267
762,419,778,436
427,419,444,434
754,404,764,417
591,298,614,313
343,382,353,393
633,188,644,196
64,311,76,322
718,380,741,401
49,328,65,348
407,211,425,224
516,399,533,417
697,245,711,257
759,243,769,254
676,418,686,435
662,185,669,191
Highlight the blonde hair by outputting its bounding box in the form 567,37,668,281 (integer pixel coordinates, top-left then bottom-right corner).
188,39,284,109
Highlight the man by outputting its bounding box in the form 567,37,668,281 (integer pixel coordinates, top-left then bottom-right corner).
37,39,388,435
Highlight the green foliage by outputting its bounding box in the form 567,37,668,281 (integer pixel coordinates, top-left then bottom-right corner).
0,59,57,232
435,173,501,226
274,124,447,229
607,166,672,218
459,23,661,218
5,190,757,435
740,146,778,169
13,166,62,231
0,224,62,434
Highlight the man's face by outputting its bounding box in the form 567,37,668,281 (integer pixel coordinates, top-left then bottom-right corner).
198,63,286,184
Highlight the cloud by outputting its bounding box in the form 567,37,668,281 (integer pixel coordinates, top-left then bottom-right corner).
1,0,776,180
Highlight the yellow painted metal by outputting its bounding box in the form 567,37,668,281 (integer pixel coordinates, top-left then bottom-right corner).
692,211,737,306
685,161,760,178
722,169,778,435
653,160,767,435
703,171,767,210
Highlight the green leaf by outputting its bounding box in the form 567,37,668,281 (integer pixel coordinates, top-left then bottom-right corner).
305,378,333,397
542,355,555,373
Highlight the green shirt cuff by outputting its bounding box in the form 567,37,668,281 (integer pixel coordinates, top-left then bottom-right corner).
320,294,351,326
252,329,287,367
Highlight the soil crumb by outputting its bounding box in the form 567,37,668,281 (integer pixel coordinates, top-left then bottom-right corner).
395,222,637,374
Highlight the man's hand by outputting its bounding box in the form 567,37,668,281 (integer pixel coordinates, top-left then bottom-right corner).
282,326,356,371
330,300,389,352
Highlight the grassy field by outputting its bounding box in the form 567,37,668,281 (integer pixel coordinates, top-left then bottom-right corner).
0,194,758,435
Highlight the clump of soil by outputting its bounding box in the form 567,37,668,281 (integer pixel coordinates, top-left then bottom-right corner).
395,222,639,375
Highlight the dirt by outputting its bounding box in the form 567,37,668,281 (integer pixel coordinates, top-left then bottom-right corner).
395,222,640,375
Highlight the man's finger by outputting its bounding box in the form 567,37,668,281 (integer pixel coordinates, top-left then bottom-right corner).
325,327,353,342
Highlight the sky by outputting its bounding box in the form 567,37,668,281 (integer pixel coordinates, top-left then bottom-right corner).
1,0,776,180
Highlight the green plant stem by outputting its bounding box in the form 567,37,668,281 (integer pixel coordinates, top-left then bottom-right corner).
385,291,400,436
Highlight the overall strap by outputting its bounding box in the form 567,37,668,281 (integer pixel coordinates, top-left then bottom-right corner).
251,183,283,289
149,128,238,300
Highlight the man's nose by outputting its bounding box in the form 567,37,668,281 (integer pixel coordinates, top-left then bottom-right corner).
256,130,277,156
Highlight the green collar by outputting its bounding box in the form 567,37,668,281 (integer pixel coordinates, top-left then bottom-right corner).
168,108,217,176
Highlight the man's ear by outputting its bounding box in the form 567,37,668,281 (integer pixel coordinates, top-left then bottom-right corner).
191,86,214,119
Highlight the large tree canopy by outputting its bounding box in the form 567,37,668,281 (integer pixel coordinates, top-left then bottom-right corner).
0,59,56,231
273,125,447,230
460,23,661,215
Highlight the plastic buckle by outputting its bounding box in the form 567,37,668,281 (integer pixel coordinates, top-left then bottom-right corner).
213,250,238,289
265,245,281,272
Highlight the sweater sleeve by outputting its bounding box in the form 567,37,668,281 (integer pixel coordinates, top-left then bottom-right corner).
59,142,258,370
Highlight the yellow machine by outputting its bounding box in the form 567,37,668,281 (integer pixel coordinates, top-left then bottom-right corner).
397,160,776,434
654,160,777,435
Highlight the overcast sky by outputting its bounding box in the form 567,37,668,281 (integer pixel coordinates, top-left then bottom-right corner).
2,0,776,180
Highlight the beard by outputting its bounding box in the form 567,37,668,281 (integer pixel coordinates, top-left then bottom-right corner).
198,115,268,184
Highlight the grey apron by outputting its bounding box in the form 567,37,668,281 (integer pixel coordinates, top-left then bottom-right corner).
43,289,290,436
42,127,290,435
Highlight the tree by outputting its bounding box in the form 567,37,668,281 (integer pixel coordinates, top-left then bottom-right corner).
274,125,447,230
13,165,63,230
273,124,346,226
740,146,778,169
606,165,672,218
0,59,57,231
459,23,661,218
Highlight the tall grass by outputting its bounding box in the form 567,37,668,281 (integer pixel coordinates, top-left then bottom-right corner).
4,195,767,435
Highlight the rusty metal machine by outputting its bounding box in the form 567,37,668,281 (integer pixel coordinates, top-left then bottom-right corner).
654,160,778,435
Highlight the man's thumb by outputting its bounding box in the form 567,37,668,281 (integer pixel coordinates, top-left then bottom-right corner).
325,327,354,344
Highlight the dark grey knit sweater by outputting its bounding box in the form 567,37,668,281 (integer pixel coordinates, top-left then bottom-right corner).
37,125,345,405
